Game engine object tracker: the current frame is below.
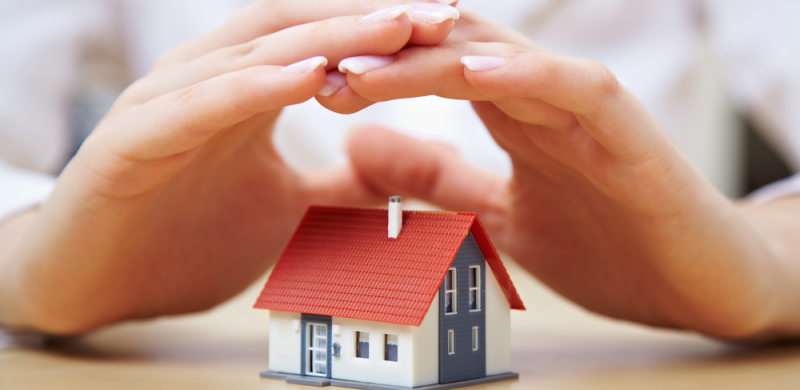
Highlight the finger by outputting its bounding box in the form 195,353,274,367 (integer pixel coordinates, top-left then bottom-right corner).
123,11,417,105
315,71,375,114
155,0,459,69
460,51,673,162
96,58,327,164
345,124,508,220
124,5,461,106
338,40,576,129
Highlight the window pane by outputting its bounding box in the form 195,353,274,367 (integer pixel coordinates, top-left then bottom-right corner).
472,327,479,351
469,267,476,288
315,362,327,375
469,290,477,310
445,292,453,313
385,334,398,362
445,269,453,290
317,325,327,337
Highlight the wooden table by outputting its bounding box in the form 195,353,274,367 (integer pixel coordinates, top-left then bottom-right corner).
2,258,799,389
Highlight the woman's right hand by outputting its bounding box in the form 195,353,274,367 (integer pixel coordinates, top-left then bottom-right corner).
0,0,459,334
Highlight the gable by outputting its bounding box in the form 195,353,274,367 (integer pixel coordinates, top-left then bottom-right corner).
253,206,524,326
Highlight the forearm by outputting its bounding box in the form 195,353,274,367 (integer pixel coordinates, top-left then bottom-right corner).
738,195,800,337
0,208,39,330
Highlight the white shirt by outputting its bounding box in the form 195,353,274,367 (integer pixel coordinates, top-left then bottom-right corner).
1,0,799,218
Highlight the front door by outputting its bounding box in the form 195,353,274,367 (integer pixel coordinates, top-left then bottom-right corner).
301,313,332,378
307,323,328,376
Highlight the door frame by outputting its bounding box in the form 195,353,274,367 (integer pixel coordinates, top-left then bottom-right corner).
301,313,333,378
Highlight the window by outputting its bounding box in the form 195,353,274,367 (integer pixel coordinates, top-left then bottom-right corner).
472,326,479,351
447,329,455,355
384,334,398,362
444,268,457,314
356,331,369,358
469,266,481,311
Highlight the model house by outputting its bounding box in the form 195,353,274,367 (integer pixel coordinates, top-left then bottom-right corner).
254,197,525,389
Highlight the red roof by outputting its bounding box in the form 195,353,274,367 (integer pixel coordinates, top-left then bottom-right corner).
253,206,525,326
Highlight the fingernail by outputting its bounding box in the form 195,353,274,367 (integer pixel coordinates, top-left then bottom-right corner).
338,55,394,75
433,0,458,4
318,71,348,97
409,2,460,24
360,4,413,23
281,56,328,73
461,56,506,72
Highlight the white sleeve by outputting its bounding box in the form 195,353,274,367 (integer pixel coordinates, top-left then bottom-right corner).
704,0,800,201
746,173,800,204
0,159,55,222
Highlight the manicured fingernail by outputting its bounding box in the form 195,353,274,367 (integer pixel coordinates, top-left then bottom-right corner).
281,56,328,73
434,0,458,4
360,4,413,23
409,2,460,24
318,71,348,97
461,56,506,72
338,55,394,75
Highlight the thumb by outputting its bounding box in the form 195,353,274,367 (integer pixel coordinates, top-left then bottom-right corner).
345,124,509,221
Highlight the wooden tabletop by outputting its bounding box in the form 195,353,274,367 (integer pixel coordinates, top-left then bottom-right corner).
2,258,799,390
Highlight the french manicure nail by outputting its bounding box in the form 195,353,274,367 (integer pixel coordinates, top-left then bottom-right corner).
360,4,413,23
409,2,460,24
461,56,506,72
281,56,328,73
338,55,394,75
318,71,348,97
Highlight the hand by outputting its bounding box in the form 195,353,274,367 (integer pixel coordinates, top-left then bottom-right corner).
330,11,800,339
0,0,459,333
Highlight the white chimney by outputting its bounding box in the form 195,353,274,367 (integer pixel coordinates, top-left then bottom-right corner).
388,196,403,239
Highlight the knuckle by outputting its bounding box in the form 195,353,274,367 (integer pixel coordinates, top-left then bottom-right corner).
591,62,621,97
228,39,259,61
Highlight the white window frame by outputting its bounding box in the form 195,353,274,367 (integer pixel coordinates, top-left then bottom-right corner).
472,326,479,351
445,267,457,315
383,333,399,362
448,329,455,355
355,330,370,359
469,265,481,312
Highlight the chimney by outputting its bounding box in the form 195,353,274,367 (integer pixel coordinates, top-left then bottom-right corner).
388,196,403,239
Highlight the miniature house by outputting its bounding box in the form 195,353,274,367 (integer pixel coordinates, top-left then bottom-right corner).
254,197,525,389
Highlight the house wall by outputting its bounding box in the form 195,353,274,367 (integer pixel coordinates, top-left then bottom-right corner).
268,310,302,375
438,232,487,383
329,317,414,387
411,291,439,387
485,264,512,375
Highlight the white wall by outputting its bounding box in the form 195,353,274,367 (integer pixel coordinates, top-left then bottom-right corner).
267,293,442,386
411,291,439,387
268,310,301,375
485,264,512,375
330,317,414,387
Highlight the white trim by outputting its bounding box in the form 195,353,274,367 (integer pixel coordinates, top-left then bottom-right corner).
469,265,481,312
444,267,457,315
447,329,455,355
355,330,370,359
